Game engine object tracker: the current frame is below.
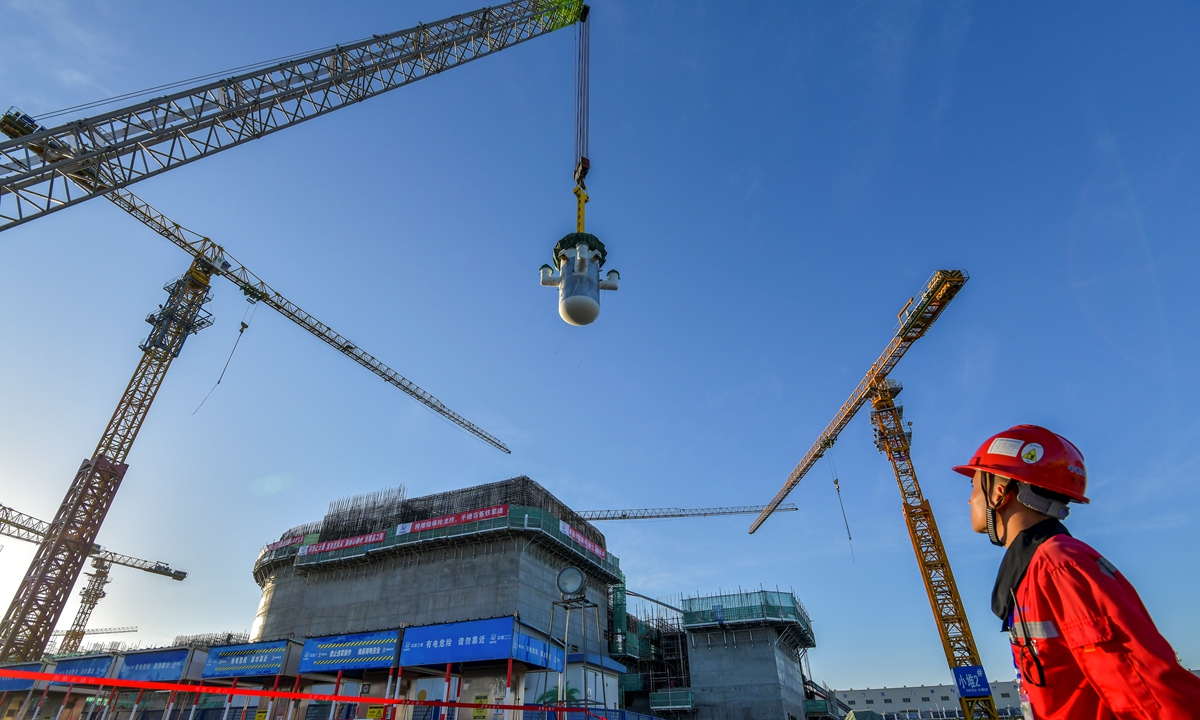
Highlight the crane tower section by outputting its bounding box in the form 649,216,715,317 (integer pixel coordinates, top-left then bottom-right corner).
0,259,214,662
870,379,998,720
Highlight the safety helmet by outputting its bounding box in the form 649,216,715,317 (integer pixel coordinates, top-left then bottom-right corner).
953,424,1089,504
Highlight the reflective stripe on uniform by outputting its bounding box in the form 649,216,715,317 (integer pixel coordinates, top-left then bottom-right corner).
1010,620,1060,641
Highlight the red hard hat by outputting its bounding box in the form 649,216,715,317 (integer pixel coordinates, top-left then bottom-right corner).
953,424,1089,503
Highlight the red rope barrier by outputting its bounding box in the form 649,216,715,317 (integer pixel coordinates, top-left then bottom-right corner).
0,668,596,714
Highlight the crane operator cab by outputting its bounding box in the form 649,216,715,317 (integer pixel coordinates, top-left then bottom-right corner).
540,232,619,326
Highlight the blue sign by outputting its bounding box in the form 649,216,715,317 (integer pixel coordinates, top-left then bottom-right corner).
513,634,563,672
299,630,398,673
399,618,514,667
0,663,41,692
952,665,992,698
203,641,288,678
118,649,190,682
52,656,113,684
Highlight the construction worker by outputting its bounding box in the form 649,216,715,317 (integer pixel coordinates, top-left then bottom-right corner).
953,424,1200,719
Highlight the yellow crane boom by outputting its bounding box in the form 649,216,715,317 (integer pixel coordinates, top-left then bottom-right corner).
749,270,999,720
749,270,968,534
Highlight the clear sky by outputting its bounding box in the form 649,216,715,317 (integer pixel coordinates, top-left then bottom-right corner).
2,0,1198,691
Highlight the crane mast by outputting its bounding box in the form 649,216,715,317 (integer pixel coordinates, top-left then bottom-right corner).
869,379,994,720
0,258,212,662
0,0,584,231
749,270,998,720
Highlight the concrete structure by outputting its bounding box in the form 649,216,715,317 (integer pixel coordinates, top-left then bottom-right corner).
251,477,620,653
833,681,1022,719
615,589,817,720
249,478,624,714
681,591,814,720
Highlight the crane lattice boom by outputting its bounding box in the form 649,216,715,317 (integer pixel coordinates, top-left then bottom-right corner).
749,270,969,534
0,0,583,231
50,625,136,637
105,189,509,453
578,504,798,521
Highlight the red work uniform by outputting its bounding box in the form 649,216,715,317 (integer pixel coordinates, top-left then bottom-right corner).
996,519,1200,719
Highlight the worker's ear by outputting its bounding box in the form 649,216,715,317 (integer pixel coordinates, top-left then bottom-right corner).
991,476,1016,507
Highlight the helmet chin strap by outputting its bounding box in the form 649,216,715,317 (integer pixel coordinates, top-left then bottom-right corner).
983,473,1006,547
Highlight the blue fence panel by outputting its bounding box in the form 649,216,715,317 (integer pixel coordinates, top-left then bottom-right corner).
399,618,514,667
118,650,191,682
204,641,289,678
298,630,399,674
0,663,41,692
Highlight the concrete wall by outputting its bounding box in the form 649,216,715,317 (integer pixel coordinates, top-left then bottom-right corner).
686,625,806,720
251,533,609,649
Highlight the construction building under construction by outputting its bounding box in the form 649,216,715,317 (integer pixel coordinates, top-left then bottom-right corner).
613,590,821,719
0,476,831,720
242,476,830,719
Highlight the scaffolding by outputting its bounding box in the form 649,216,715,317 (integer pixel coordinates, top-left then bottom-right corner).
611,595,691,712
271,476,607,550
171,631,250,649
401,476,606,549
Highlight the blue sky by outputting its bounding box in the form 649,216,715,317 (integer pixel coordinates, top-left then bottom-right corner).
2,0,1199,691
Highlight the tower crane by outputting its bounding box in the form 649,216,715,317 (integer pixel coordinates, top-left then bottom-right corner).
577,504,799,521
0,0,588,662
0,502,184,654
749,270,999,720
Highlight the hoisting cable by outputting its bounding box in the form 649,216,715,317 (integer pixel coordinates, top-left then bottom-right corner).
826,451,855,562
192,300,258,415
572,5,591,232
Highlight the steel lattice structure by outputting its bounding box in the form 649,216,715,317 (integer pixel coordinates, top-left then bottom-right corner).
0,0,582,231
749,270,997,720
578,504,799,521
869,380,997,720
749,270,969,533
0,502,182,654
0,260,212,662
50,625,136,637
106,188,509,453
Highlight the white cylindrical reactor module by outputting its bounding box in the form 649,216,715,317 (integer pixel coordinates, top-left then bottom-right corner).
541,232,617,326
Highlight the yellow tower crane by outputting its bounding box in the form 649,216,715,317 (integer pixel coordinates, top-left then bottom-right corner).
749,270,999,720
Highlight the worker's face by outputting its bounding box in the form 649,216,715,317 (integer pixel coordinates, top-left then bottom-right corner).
969,471,1012,534
969,472,989,534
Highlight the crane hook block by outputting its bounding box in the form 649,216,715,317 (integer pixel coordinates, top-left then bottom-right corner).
540,232,619,326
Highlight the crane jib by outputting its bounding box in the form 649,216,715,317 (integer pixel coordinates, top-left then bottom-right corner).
0,0,585,231
748,270,968,534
